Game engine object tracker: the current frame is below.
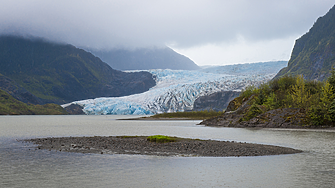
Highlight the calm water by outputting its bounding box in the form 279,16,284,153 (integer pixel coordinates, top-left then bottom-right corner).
1,115,335,188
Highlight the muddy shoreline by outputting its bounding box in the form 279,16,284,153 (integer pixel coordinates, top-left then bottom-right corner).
24,136,302,157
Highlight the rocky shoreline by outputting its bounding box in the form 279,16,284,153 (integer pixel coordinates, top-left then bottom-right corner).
24,136,302,157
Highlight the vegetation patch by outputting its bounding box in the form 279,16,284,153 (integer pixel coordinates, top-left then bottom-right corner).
0,89,67,115
236,70,335,126
202,70,335,128
147,135,177,143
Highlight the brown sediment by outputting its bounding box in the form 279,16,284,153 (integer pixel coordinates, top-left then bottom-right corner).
24,136,302,157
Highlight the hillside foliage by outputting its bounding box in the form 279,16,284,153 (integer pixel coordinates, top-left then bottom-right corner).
238,70,335,126
0,89,67,115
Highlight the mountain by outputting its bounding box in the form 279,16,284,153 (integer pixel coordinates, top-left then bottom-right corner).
275,5,335,81
0,89,67,115
0,36,156,104
88,47,200,70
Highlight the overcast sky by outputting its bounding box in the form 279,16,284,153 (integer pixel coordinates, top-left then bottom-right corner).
0,0,334,66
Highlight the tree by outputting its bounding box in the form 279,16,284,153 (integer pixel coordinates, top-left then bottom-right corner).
328,100,335,123
264,92,277,110
243,103,263,121
320,81,335,108
290,75,310,109
328,68,335,91
309,105,325,125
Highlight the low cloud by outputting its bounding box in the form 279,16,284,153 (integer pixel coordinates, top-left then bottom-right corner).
0,1,334,65
0,0,333,50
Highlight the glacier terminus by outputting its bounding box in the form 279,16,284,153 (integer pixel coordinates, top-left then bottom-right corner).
62,61,287,115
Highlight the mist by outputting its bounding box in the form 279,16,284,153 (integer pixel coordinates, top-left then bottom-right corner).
0,0,334,65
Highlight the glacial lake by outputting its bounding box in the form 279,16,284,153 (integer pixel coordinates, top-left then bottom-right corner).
1,115,335,188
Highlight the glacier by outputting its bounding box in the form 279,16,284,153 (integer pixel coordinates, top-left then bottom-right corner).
62,64,284,115
200,61,287,75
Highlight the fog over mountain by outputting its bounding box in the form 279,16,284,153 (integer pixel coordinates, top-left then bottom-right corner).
0,1,334,65
89,47,200,70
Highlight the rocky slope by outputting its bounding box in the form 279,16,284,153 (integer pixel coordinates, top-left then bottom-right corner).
192,91,240,112
0,36,156,104
275,5,335,81
89,47,200,70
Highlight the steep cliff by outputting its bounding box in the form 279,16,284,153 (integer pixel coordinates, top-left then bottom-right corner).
275,5,335,81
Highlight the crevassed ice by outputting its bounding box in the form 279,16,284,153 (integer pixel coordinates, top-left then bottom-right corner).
62,69,277,115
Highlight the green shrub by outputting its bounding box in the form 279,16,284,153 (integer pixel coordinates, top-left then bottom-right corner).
243,103,263,121
328,68,335,90
263,92,278,110
328,100,335,123
274,75,297,91
308,105,326,126
240,85,258,99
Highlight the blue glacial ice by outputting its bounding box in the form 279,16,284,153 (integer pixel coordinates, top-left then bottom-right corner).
62,64,285,115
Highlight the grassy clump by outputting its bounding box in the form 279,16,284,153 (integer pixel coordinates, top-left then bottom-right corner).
149,110,224,120
147,135,176,143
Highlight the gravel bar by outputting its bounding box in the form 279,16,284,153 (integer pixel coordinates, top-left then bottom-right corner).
24,136,302,157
